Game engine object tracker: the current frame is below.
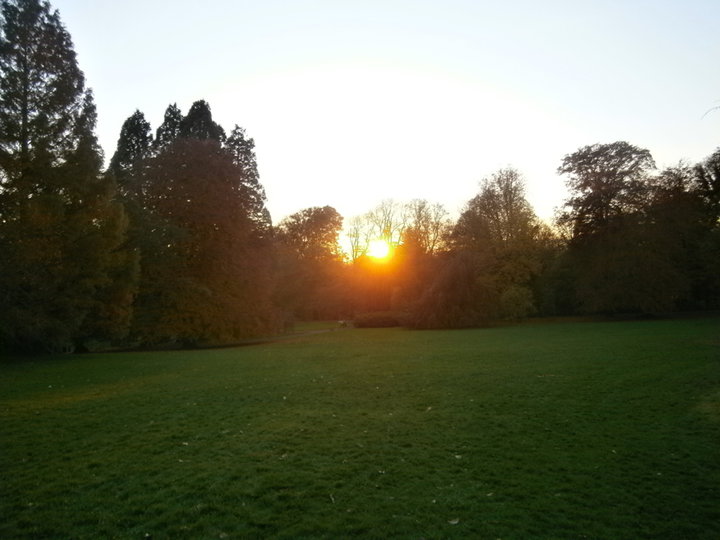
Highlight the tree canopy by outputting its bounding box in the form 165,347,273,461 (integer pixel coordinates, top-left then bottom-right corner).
1,0,718,352
0,0,136,352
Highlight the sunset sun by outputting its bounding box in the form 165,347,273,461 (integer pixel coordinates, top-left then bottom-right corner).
367,239,391,259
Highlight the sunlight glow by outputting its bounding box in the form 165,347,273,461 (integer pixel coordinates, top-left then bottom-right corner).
367,239,391,259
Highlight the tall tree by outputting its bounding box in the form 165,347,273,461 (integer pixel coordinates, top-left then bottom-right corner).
450,168,544,319
0,0,84,187
556,142,689,314
557,141,655,240
107,109,152,190
226,125,271,230
153,103,182,151
179,100,225,142
0,0,136,352
137,138,276,344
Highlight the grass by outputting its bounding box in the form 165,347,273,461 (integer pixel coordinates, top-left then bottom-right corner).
1,317,719,539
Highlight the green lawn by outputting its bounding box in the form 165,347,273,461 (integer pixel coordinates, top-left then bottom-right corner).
1,318,719,539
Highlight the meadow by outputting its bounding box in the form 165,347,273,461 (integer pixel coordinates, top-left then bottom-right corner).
1,318,719,539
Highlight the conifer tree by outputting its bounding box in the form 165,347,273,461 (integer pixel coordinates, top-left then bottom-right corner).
108,109,152,191
0,0,136,352
226,125,271,230
110,100,278,345
153,103,182,151
179,100,225,142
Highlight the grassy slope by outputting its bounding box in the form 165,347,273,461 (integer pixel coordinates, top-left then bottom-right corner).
1,318,719,539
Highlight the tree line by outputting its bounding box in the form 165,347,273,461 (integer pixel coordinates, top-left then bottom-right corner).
1,0,718,353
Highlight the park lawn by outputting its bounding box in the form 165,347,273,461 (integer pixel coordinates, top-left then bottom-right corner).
1,318,719,539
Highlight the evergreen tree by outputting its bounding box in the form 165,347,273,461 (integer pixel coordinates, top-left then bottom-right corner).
226,125,270,230
153,103,182,151
134,138,276,344
107,109,152,191
0,0,136,352
179,100,225,142
0,0,84,187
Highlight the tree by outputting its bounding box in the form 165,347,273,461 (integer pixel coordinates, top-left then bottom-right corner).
693,148,720,225
226,125,270,231
0,0,84,186
107,109,152,189
274,206,348,319
109,101,279,345
276,206,343,261
179,100,225,142
401,199,450,254
153,103,182,151
557,141,655,240
132,137,276,345
344,199,412,262
366,199,407,244
556,142,690,314
450,168,544,319
0,0,136,352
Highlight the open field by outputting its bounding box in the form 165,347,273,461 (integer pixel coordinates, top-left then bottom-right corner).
1,318,719,538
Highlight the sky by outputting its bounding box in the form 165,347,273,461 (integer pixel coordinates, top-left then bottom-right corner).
52,0,719,224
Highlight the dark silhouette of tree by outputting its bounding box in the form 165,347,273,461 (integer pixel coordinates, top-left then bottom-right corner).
107,109,152,190
132,137,276,345
0,0,84,185
274,206,348,320
555,142,696,314
401,199,450,254
557,141,655,240
179,100,225,142
109,100,277,345
693,148,720,225
0,0,136,352
226,125,271,231
408,250,499,329
276,206,343,261
153,103,182,151
408,169,548,327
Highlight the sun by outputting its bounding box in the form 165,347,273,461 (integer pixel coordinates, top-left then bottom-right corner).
367,239,391,259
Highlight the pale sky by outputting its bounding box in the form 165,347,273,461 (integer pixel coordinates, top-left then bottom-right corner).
53,0,719,223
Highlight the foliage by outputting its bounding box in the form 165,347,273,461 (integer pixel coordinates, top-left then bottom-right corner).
0,0,84,183
178,99,225,142
2,318,718,538
106,109,152,188
2,1,718,349
0,0,136,353
153,103,182,152
411,168,547,328
273,206,348,320
276,205,343,261
557,141,656,239
401,199,450,254
226,125,271,231
556,142,720,314
127,135,277,345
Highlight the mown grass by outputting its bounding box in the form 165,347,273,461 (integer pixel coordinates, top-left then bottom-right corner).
1,318,719,539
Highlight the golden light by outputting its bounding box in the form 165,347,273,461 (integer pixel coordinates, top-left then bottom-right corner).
367,239,391,259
